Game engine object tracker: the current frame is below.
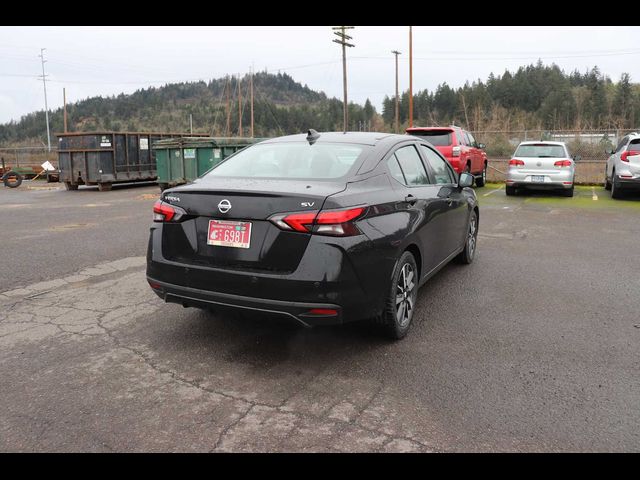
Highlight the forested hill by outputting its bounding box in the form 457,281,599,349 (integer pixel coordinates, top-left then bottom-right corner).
0,72,379,145
383,62,640,132
2,63,639,146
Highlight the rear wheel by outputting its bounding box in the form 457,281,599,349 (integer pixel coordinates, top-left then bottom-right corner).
611,171,623,199
375,251,418,340
505,185,516,196
475,164,487,187
562,185,574,197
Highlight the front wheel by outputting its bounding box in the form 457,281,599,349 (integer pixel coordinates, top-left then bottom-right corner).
375,251,418,340
455,210,478,264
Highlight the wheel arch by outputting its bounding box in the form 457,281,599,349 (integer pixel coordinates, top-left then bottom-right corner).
404,243,422,281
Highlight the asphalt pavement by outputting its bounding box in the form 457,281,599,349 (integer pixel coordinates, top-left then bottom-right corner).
0,181,638,451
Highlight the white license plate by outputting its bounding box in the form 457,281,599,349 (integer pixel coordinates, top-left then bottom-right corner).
531,175,545,183
207,220,252,249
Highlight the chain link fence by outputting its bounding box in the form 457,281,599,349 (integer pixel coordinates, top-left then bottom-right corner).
471,129,639,184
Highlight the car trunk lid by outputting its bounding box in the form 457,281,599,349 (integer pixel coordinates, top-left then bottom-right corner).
160,177,346,275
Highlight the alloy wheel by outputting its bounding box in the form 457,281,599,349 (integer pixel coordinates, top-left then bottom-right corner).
395,263,416,328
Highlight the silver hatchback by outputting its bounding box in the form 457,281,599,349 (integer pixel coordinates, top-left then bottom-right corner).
605,133,640,199
505,141,576,197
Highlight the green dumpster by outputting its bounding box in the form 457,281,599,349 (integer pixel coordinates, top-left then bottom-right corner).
153,137,267,191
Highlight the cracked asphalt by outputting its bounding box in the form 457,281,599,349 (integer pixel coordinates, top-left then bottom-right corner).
0,182,638,452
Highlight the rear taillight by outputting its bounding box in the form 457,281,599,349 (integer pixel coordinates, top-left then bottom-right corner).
509,159,525,166
620,149,640,161
153,200,186,222
554,160,573,167
452,146,461,157
269,206,366,237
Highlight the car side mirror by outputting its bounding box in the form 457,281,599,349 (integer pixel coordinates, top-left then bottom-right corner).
458,172,474,188
478,143,486,149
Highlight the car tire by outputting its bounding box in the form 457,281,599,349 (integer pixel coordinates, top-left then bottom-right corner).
604,167,612,191
562,186,574,197
3,171,23,188
455,209,478,265
375,251,418,340
505,185,516,196
611,172,623,199
475,164,487,187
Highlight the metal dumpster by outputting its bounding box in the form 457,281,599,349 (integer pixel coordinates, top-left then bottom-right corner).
57,132,206,191
153,137,266,191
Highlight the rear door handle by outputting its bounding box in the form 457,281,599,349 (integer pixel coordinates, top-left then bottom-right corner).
405,194,418,205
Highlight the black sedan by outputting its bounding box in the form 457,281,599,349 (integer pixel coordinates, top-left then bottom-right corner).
147,131,478,339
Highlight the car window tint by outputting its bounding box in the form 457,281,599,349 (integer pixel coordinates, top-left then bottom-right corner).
395,145,429,186
455,130,466,146
616,137,628,153
420,145,454,184
387,156,406,184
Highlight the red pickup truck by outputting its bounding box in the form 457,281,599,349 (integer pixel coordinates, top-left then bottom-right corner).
406,126,488,187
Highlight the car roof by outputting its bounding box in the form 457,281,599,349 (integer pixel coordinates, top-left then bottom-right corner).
406,126,460,132
260,131,398,146
518,141,566,147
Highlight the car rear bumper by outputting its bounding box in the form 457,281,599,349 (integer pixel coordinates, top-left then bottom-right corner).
614,174,640,189
147,277,344,327
506,169,574,189
146,225,392,325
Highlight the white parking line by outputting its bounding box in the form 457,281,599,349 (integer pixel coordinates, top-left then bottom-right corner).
483,186,504,197
592,187,598,201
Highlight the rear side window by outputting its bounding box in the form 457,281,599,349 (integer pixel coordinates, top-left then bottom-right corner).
627,139,640,154
514,144,567,158
387,156,406,184
394,145,429,186
409,130,452,146
420,145,455,185
206,142,368,179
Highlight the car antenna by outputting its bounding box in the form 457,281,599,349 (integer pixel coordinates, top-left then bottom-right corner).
306,129,320,145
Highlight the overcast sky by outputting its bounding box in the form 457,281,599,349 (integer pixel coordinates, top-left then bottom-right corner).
1,26,639,125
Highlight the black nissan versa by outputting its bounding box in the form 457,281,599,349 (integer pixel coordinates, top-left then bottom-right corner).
147,131,478,339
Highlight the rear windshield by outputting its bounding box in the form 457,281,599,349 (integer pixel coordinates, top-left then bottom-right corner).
409,130,452,146
205,142,368,180
628,139,640,152
514,144,566,158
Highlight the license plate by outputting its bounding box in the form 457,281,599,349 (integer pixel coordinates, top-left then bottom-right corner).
531,175,545,183
207,220,252,249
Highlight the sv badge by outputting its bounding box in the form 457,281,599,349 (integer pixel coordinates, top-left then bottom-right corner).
301,202,315,207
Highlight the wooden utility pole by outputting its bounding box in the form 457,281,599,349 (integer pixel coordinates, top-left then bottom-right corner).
225,75,231,137
63,87,68,133
250,67,254,138
333,26,355,133
392,50,401,133
238,74,243,137
409,26,413,128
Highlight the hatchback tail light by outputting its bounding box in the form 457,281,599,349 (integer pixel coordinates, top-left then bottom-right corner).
452,146,461,157
269,206,366,237
509,159,525,166
620,149,640,161
554,160,573,167
153,200,186,222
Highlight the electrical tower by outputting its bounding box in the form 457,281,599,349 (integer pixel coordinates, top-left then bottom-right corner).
332,26,354,133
